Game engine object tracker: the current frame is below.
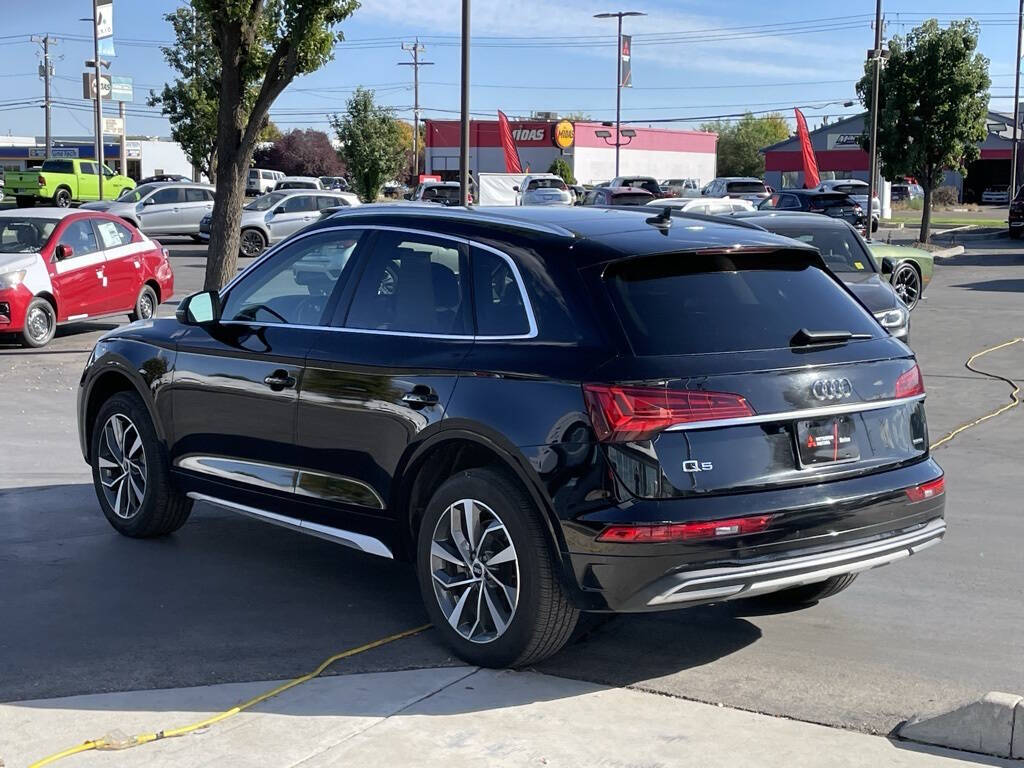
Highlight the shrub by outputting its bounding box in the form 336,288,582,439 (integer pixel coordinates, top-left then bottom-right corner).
548,157,576,185
931,186,959,206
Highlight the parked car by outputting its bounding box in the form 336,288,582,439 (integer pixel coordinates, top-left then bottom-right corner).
1009,187,1024,239
274,176,323,192
658,196,754,215
516,174,572,206
703,177,771,204
320,176,349,191
568,184,586,205
0,208,173,347
7,158,135,208
865,242,933,311
247,169,284,196
660,178,700,197
409,181,464,205
891,183,924,203
759,189,865,227
77,203,945,667
981,185,1009,204
736,212,910,340
582,186,655,206
608,175,663,198
199,190,358,257
817,179,881,232
81,182,215,240
136,174,191,186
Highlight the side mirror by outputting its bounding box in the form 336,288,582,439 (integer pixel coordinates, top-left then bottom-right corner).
143,197,156,206
272,205,286,215
512,185,520,192
55,243,73,260
176,290,221,326
880,257,895,275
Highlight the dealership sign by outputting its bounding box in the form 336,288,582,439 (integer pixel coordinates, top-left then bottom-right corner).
826,133,862,150
82,72,112,100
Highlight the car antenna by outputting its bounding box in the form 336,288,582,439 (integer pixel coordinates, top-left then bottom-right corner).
645,206,672,234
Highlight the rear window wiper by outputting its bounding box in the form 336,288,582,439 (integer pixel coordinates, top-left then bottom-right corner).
791,328,873,346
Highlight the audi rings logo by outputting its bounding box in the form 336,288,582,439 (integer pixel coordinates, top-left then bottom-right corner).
811,377,853,401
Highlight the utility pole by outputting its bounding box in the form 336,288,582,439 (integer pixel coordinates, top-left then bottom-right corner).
1010,0,1023,208
92,0,104,199
594,10,645,177
399,38,434,181
866,0,883,242
459,0,470,206
119,100,127,178
31,35,57,158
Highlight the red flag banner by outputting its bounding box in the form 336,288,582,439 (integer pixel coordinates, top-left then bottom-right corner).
794,108,820,188
497,110,523,173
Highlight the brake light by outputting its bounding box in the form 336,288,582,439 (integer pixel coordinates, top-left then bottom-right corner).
894,364,924,398
37,175,46,186
905,476,944,502
597,515,773,543
583,384,753,442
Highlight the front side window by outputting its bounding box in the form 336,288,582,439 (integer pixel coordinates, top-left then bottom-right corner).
150,187,185,205
344,231,469,335
221,230,364,325
472,246,530,337
280,195,316,213
58,220,101,257
80,162,98,176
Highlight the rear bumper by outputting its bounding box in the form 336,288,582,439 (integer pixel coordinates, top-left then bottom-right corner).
641,517,943,608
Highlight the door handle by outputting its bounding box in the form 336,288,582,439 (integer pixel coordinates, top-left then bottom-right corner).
264,369,297,390
402,388,439,407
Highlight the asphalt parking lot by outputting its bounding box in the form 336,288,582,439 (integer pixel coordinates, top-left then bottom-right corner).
1,235,1022,737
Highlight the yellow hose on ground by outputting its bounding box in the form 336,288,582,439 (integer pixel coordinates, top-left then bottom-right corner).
27,624,431,768
929,337,1022,450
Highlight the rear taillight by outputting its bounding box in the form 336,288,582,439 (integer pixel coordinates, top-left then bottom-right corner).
905,476,944,502
809,207,825,213
597,515,773,543
583,384,753,442
37,175,46,186
894,364,924,399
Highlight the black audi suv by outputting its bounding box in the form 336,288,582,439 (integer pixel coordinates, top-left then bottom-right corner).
77,204,946,667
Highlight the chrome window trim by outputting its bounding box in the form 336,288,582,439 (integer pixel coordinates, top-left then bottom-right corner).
218,223,538,341
662,394,926,432
187,492,393,559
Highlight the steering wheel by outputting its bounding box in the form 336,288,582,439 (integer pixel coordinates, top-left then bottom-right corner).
237,303,288,324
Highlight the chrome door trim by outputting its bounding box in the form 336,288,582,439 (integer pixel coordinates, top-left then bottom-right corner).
175,454,385,510
187,492,393,559
662,394,926,433
218,224,538,340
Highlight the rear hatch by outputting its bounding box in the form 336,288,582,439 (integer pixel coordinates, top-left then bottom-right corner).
811,193,860,219
584,248,927,500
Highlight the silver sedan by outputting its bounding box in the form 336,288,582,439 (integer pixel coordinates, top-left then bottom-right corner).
81,182,215,239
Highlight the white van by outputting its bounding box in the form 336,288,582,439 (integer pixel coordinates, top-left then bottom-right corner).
246,168,284,196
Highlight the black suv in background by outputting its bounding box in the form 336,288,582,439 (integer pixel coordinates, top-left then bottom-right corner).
759,189,866,227
77,205,945,667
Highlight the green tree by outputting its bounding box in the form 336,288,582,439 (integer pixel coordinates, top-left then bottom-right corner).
548,157,576,185
701,113,790,178
193,0,359,290
331,88,405,202
562,111,592,122
857,19,990,242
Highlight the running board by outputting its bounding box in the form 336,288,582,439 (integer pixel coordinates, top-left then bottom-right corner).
186,492,393,559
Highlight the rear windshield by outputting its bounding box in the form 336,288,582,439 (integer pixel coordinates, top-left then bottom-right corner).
527,178,567,190
611,191,655,205
604,252,881,355
813,194,855,208
423,186,460,201
41,160,74,174
832,183,867,194
726,181,767,194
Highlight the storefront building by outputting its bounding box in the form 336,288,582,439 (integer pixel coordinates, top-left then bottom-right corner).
0,137,197,182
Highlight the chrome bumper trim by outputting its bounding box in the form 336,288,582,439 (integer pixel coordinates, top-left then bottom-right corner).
647,517,945,606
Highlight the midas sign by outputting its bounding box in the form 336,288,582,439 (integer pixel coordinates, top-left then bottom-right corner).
552,120,574,150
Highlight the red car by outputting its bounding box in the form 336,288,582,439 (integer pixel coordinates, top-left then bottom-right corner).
0,208,174,347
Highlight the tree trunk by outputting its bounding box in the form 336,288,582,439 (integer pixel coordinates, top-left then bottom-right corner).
919,175,933,244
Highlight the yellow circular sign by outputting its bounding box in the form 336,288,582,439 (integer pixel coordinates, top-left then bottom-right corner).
553,120,575,150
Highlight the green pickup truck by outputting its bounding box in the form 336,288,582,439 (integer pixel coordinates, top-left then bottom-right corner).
7,158,135,208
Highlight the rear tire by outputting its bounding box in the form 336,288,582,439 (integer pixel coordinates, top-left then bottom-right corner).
20,297,56,348
239,228,267,258
90,391,192,538
753,573,858,607
416,467,579,668
129,284,158,322
53,187,72,208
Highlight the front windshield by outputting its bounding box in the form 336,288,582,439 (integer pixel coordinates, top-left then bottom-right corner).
767,225,873,274
0,218,59,253
119,184,160,204
245,192,288,211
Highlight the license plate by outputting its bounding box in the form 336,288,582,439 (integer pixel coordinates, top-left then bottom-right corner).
796,416,859,466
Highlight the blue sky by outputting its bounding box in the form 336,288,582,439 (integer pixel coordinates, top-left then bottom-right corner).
0,1,1020,140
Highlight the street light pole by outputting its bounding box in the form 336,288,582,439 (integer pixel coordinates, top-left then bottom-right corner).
594,10,645,178
865,0,883,242
92,0,104,199
1010,0,1023,208
459,0,471,206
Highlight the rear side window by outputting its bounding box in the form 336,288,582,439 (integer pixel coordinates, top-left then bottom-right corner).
813,194,855,208
184,188,209,202
345,231,469,336
726,181,767,194
472,246,530,337
96,219,135,248
41,160,74,174
604,252,882,355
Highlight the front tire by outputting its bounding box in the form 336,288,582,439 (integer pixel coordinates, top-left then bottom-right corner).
416,467,579,668
129,284,158,322
90,391,192,537
20,297,56,348
891,262,922,310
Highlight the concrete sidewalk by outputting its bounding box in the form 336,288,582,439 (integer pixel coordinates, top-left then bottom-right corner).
2,668,1014,768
